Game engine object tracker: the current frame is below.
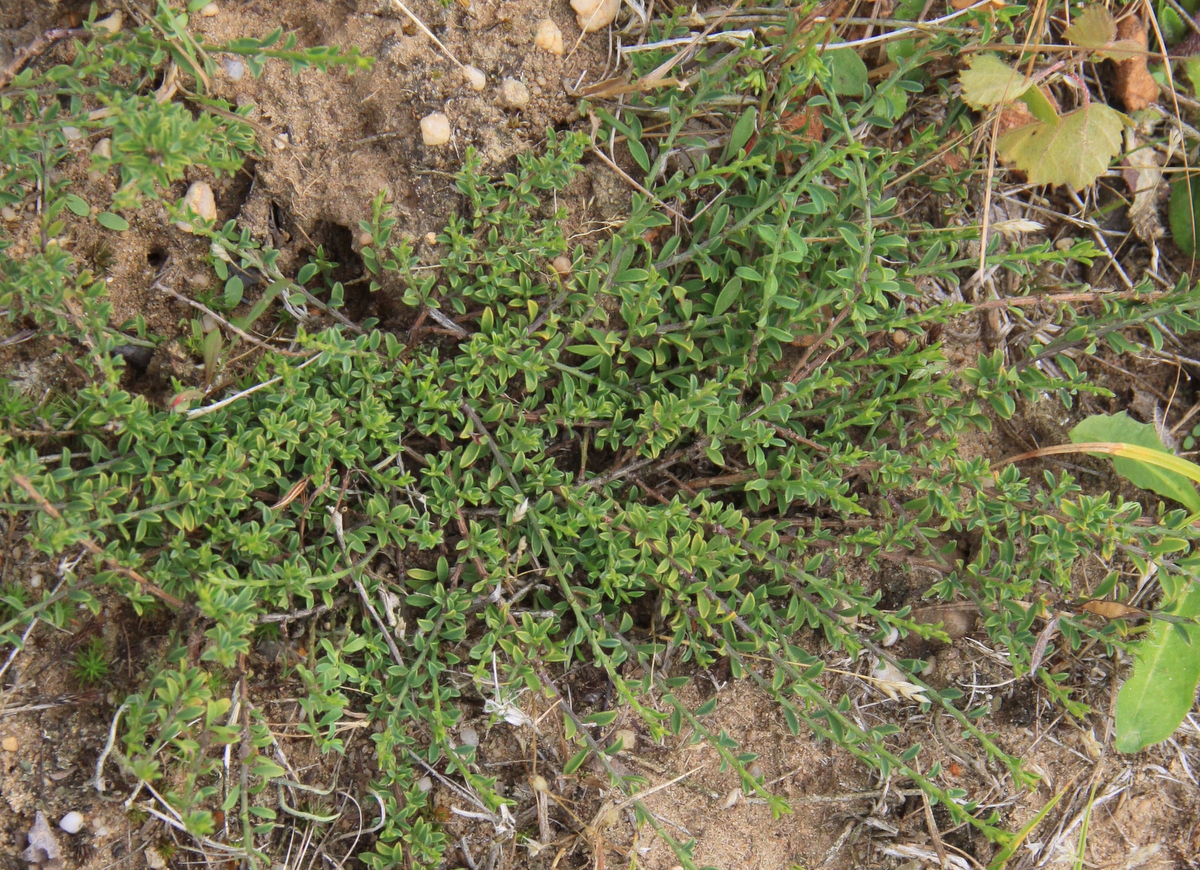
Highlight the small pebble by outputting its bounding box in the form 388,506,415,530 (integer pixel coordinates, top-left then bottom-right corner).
534,19,564,55
59,812,84,835
612,728,637,751
62,126,83,141
222,57,245,81
571,0,620,32
459,726,479,747
1,736,17,752
463,65,486,91
273,133,289,150
94,11,123,34
1,206,16,222
357,232,373,248
500,78,530,110
29,572,42,588
420,112,451,147
416,776,433,793
145,847,167,870
424,232,437,245
747,761,763,779
176,181,217,232
199,2,220,17
552,255,572,277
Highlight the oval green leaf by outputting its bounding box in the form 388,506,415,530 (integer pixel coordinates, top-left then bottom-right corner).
1115,584,1200,752
64,194,90,217
97,212,130,231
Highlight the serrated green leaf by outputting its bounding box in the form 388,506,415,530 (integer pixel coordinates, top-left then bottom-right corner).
1062,6,1144,59
958,54,1032,108
996,103,1123,191
1115,584,1200,752
1063,6,1117,49
1070,412,1200,513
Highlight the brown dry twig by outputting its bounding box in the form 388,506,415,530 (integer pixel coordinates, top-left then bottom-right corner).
0,27,87,90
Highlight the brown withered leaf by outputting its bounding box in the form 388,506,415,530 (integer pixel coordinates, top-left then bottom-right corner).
781,105,826,143
1080,599,1145,619
1113,11,1159,111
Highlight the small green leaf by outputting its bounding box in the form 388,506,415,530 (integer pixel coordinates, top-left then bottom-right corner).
97,212,130,231
712,276,742,316
1169,173,1200,256
826,44,868,96
64,194,90,217
224,275,244,308
1070,412,1200,514
563,746,591,775
1115,584,1200,752
728,107,758,155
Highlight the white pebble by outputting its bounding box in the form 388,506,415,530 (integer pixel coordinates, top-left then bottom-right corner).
416,776,433,792
273,133,289,150
58,812,84,835
534,19,564,55
222,57,245,81
881,625,899,647
420,112,451,147
199,2,220,17
463,65,486,91
571,0,619,32
500,78,530,110
0,207,15,222
29,572,42,588
94,11,123,34
176,181,217,232
62,126,83,141
459,726,479,747
612,728,637,751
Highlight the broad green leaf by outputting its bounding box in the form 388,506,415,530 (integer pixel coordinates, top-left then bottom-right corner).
826,44,868,96
1070,412,1200,513
97,212,130,231
1115,584,1200,752
1019,85,1060,126
1169,173,1200,256
958,54,1032,108
996,103,1123,191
